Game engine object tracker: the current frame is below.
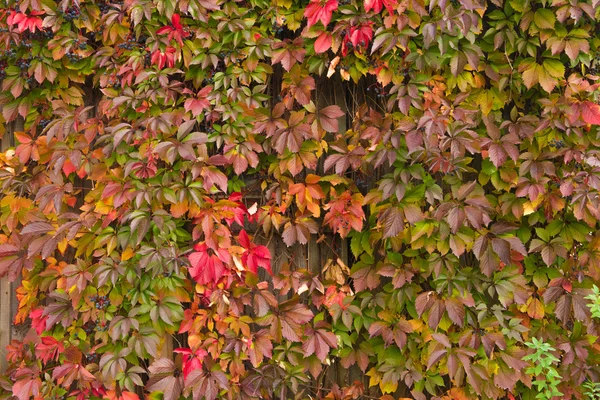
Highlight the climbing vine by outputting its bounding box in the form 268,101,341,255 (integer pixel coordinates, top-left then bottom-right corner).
1,0,600,399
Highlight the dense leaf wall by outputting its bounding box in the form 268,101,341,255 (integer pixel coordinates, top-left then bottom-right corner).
1,0,600,399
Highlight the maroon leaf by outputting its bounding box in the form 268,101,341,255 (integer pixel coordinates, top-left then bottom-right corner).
147,358,184,400
302,325,337,360
247,329,273,367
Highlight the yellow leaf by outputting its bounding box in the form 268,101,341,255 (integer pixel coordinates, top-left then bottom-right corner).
57,238,68,255
477,90,494,115
10,197,33,213
409,319,424,332
376,67,393,86
188,334,202,349
107,236,117,256
121,247,134,261
379,379,398,394
95,200,112,215
366,368,381,387
523,196,543,215
0,194,14,208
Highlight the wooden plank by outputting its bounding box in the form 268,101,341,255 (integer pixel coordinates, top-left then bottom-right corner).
307,236,320,274
0,117,18,373
0,277,12,372
159,334,174,359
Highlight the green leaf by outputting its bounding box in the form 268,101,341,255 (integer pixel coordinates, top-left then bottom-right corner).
533,9,556,30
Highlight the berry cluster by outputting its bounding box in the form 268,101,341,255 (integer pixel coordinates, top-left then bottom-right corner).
85,353,99,363
272,21,285,34
98,2,116,14
61,6,81,22
3,47,16,58
87,29,104,42
549,139,566,149
16,58,30,70
367,84,388,98
96,322,109,332
39,119,51,129
90,294,110,310
72,39,87,50
66,52,82,63
117,40,138,50
41,29,54,40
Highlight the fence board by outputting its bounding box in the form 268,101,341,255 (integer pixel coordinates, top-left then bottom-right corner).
0,277,11,372
0,117,17,373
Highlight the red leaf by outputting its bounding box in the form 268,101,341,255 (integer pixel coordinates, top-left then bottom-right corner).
173,347,207,380
349,23,374,48
304,0,338,28
35,336,64,365
314,32,332,54
581,101,600,125
186,368,229,400
184,86,212,116
187,243,228,285
239,230,272,274
29,308,48,335
156,14,189,46
364,0,397,13
7,11,43,33
171,13,182,30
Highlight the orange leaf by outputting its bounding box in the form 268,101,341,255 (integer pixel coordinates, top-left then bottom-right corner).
581,101,600,125
526,297,545,319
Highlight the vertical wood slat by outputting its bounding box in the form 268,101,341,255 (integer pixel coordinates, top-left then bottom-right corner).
0,118,18,373
0,278,12,372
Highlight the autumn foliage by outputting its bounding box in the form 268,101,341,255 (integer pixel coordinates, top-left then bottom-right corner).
1,0,600,399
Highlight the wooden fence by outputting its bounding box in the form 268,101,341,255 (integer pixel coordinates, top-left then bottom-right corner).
0,74,394,396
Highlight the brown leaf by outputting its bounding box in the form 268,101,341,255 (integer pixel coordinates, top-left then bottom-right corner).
446,298,465,327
